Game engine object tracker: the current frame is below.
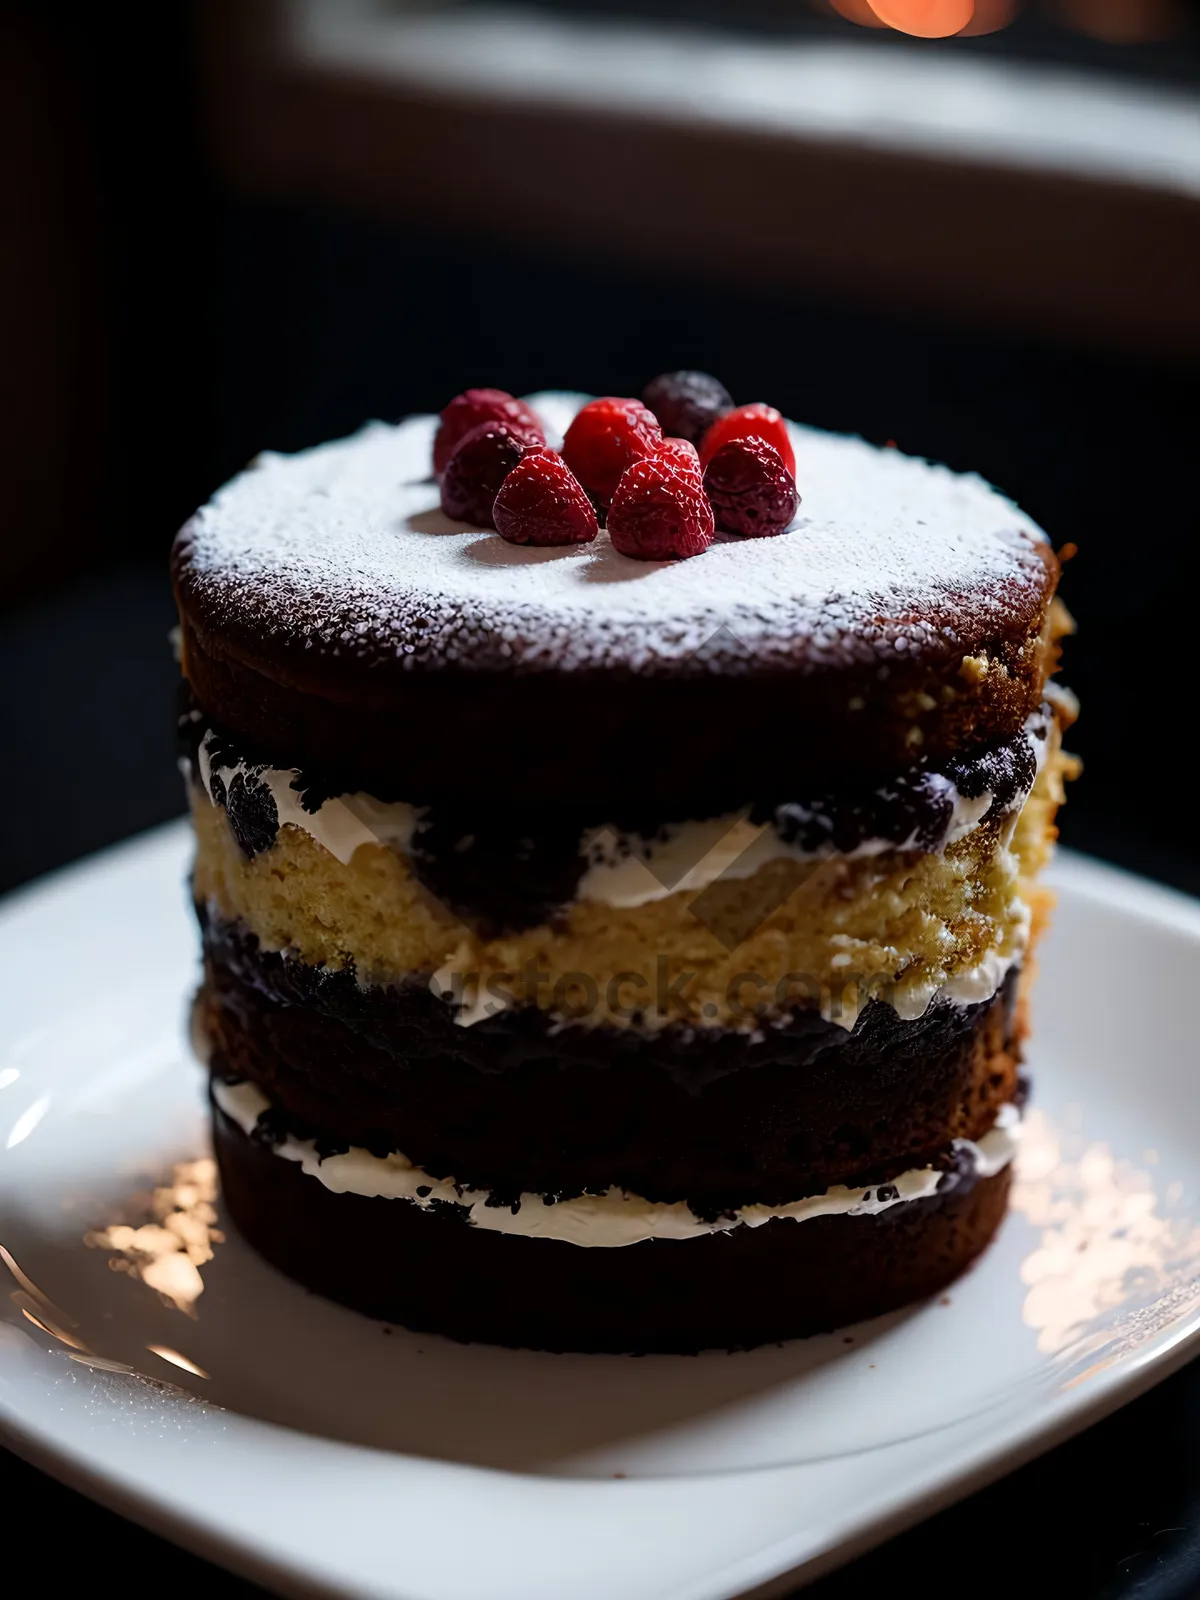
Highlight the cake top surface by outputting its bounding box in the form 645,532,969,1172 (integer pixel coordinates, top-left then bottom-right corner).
174,392,1054,679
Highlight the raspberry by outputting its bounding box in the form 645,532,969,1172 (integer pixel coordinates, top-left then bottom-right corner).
492,449,598,546
703,438,799,539
657,437,701,470
440,421,536,527
433,389,544,479
642,371,733,445
562,397,662,511
700,403,795,476
607,452,715,561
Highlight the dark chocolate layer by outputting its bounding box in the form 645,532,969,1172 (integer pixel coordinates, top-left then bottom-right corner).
173,395,1063,830
199,911,1021,1212
213,1094,1013,1353
184,699,1051,935
177,608,1055,821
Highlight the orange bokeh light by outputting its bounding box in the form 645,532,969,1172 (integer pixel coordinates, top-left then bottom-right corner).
826,0,890,26
866,0,976,36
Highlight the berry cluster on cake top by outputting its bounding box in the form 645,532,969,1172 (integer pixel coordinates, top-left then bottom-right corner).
434,372,800,561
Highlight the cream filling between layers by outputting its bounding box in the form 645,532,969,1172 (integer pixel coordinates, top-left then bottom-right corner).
192,715,1054,1029
888,901,1031,1021
196,710,1049,907
578,708,1050,910
213,1078,1021,1249
197,733,419,864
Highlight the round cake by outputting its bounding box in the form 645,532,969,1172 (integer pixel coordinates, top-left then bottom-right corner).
173,388,1076,1352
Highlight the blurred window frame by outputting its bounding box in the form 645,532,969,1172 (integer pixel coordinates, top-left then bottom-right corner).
198,0,1200,360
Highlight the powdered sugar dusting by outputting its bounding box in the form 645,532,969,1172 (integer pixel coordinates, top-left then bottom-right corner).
175,393,1051,676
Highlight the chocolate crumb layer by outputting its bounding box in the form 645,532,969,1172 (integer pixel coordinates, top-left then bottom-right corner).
213,1094,1013,1353
198,911,1021,1212
182,697,1054,935
172,394,1062,816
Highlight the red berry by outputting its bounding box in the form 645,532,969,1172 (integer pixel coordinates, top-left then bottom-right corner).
703,439,799,540
700,403,795,476
562,398,662,510
492,449,598,546
642,371,733,444
656,437,701,470
607,452,715,561
440,421,535,527
433,389,545,479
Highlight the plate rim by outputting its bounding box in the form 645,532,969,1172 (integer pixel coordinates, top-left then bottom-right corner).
2,822,1200,1600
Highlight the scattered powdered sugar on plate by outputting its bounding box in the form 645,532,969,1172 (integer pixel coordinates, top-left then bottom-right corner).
174,392,1052,676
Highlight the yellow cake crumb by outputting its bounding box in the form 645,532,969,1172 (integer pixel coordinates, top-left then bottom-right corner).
191,726,1072,1031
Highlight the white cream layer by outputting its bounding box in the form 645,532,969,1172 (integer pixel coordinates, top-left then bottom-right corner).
194,721,1032,1029
197,731,419,864
214,1079,1021,1249
578,706,1050,910
196,705,1046,908
887,901,1031,1024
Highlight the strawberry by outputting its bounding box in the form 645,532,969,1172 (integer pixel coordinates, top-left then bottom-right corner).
703,438,799,539
433,389,544,479
700,403,795,476
493,449,598,546
440,421,536,526
561,397,662,511
607,451,714,561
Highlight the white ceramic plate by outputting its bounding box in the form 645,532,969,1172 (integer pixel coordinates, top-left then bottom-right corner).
3,822,1200,1600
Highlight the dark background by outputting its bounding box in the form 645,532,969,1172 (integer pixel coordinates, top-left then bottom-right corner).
2,2,1200,1595
4,2,1200,900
